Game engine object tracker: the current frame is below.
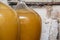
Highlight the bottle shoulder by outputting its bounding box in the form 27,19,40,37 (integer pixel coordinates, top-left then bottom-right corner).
16,9,41,18
0,2,17,17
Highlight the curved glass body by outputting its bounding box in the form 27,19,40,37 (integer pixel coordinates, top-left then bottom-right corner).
0,2,18,40
16,2,42,40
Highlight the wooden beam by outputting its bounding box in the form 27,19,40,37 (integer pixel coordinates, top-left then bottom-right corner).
8,1,60,6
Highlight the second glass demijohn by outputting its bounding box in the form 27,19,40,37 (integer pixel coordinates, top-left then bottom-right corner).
15,2,42,40
0,2,18,40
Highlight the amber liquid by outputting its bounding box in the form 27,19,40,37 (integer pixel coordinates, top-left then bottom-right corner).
0,3,18,40
16,9,41,40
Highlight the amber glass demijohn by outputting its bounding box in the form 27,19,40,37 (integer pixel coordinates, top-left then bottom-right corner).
0,2,18,40
15,2,42,40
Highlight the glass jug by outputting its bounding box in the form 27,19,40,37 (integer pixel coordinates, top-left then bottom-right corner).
15,2,42,40
0,2,18,40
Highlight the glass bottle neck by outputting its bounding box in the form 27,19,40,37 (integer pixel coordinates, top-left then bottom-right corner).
15,2,29,10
